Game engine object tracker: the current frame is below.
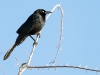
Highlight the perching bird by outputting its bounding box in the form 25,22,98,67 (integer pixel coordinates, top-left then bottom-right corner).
3,9,52,60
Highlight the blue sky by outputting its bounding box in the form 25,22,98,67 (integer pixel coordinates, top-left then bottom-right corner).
0,0,100,75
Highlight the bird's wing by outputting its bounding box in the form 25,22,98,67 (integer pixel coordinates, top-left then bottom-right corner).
15,14,40,45
16,14,40,34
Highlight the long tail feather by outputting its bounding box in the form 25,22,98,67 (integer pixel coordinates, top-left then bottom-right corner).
3,43,16,60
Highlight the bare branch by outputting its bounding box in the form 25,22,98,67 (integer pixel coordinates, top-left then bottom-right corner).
47,4,64,65
27,65,100,73
53,4,64,65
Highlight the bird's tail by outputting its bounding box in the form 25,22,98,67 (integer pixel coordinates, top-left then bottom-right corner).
3,43,16,60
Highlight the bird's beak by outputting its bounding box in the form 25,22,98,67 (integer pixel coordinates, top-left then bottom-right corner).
45,11,52,14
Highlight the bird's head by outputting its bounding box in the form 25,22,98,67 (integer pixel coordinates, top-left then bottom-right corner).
34,9,52,16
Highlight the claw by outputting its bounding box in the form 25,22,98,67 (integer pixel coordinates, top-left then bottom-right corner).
33,41,38,46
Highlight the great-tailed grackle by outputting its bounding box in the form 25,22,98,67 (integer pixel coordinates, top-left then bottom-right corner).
3,9,52,60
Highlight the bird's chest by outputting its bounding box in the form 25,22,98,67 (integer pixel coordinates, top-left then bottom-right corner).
30,19,45,35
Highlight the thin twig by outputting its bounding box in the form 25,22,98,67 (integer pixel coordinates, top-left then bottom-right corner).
47,4,64,65
14,57,20,67
24,50,30,56
0,64,6,75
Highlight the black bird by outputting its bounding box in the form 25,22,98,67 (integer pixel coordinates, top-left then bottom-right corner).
3,9,52,60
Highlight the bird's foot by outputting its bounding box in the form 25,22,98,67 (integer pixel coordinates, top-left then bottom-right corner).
33,41,38,46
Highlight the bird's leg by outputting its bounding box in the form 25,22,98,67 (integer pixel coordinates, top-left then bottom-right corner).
29,35,38,45
30,35,35,41
33,33,40,45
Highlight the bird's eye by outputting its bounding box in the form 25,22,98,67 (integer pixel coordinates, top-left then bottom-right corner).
42,10,45,13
